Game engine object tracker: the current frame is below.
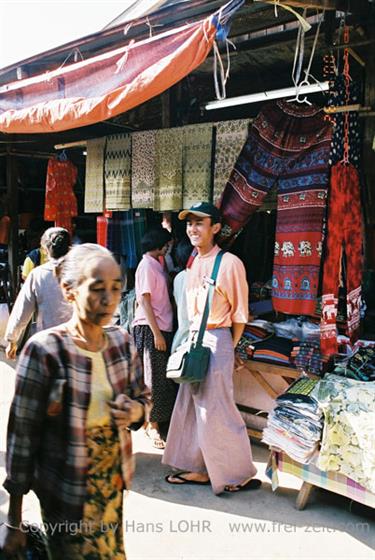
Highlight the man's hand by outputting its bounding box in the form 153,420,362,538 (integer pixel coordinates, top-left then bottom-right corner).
5,342,17,360
109,394,144,428
234,351,245,371
153,332,167,352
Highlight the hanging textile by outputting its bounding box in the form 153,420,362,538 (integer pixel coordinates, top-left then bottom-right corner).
328,75,361,169
121,209,147,268
219,100,332,316
105,134,132,211
182,123,213,208
84,138,106,213
44,157,78,234
320,163,363,355
96,215,108,247
131,130,156,208
106,210,146,268
213,119,250,203
154,127,183,211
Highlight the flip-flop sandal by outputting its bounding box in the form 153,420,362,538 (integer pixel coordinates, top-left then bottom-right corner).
165,472,210,486
152,435,166,449
224,478,262,492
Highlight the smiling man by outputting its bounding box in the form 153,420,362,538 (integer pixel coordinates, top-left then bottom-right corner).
163,202,261,494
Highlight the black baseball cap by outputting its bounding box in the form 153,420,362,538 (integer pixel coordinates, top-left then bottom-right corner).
178,202,221,222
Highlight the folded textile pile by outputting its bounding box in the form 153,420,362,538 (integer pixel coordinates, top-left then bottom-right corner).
293,341,323,376
262,377,323,463
236,320,275,358
249,336,296,368
333,346,375,382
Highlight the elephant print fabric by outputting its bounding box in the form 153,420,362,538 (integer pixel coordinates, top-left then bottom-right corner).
219,100,332,315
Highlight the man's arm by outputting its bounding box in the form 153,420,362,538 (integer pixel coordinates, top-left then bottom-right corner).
231,322,245,348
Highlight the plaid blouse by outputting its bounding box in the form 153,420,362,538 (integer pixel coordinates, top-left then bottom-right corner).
4,325,150,523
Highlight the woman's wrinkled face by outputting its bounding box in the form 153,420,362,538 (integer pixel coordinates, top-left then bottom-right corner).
71,256,122,326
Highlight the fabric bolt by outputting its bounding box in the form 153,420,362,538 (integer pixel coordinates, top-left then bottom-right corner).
154,127,183,211
133,325,177,424
162,328,257,494
328,74,361,169
4,325,149,524
320,162,363,356
213,119,250,203
219,100,332,315
182,123,213,208
131,130,156,208
105,134,132,211
44,158,78,234
46,425,125,560
84,138,106,213
5,260,73,343
317,374,375,493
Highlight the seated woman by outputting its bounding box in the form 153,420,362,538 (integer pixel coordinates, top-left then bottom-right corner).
5,227,73,359
2,243,150,560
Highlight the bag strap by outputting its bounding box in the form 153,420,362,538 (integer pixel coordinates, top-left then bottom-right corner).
196,250,224,346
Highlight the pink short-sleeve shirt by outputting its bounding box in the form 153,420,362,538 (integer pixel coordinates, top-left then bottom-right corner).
187,245,249,331
133,254,173,332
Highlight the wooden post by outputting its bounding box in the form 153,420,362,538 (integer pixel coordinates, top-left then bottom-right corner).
363,31,375,269
161,90,171,129
6,152,18,297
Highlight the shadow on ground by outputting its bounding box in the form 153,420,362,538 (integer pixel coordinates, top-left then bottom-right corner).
132,443,375,549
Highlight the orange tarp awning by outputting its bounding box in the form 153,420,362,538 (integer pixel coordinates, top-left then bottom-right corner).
0,18,216,134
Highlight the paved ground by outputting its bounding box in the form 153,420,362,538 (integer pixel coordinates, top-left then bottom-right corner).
0,350,374,560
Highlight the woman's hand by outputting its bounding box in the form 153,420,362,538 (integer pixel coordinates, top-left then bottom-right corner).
5,342,17,360
153,332,167,352
109,394,144,428
1,524,27,557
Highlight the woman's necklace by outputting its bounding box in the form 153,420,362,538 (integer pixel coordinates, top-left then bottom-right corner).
67,326,107,352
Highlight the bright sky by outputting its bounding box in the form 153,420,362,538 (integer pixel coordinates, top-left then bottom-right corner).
0,0,131,70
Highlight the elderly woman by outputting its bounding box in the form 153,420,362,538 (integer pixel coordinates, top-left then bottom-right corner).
5,227,72,359
2,243,150,560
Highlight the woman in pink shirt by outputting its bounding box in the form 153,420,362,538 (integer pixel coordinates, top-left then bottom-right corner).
133,228,177,448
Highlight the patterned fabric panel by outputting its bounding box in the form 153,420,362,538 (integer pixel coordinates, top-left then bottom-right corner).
182,123,213,208
213,119,250,204
84,138,106,213
131,130,156,209
105,134,132,211
154,127,183,211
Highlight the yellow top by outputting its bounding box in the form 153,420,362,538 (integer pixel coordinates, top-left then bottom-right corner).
76,345,113,428
22,248,48,279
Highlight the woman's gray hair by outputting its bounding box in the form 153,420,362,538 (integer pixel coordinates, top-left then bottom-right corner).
41,227,70,259
55,243,115,288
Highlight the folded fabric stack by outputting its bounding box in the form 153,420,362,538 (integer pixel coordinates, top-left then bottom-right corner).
333,346,375,381
249,336,296,368
294,341,323,376
236,320,275,359
262,377,323,463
